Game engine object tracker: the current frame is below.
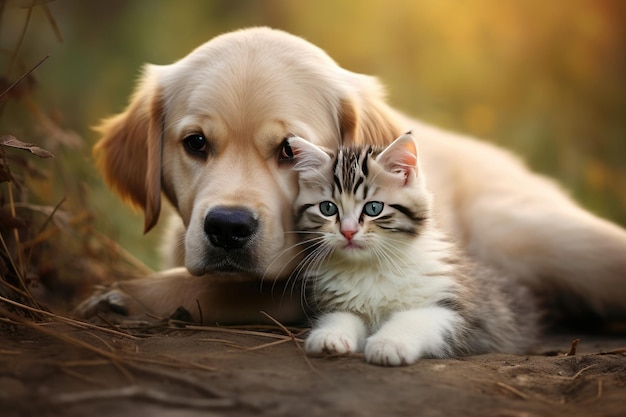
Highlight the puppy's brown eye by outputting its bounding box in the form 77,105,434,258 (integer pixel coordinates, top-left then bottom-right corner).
183,134,208,157
279,139,294,163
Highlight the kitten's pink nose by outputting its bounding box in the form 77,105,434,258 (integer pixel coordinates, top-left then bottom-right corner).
341,229,356,240
340,218,359,241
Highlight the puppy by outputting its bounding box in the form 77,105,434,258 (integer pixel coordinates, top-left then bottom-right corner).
76,27,626,326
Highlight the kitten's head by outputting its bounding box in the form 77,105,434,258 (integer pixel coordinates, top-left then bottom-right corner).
288,132,431,263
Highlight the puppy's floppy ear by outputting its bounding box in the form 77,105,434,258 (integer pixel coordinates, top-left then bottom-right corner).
93,64,164,233
339,74,402,147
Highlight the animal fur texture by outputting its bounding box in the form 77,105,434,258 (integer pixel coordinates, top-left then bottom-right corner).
289,134,538,365
76,27,626,333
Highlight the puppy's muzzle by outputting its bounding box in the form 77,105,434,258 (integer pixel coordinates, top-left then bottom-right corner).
204,206,258,250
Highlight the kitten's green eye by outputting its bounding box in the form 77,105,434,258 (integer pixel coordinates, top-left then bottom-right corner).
319,201,338,216
363,201,384,217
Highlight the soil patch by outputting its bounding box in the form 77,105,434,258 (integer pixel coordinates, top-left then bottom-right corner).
1,322,625,417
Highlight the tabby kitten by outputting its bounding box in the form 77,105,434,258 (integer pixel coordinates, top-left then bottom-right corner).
287,133,537,366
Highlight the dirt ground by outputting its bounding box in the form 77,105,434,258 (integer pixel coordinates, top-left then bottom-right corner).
1,319,625,417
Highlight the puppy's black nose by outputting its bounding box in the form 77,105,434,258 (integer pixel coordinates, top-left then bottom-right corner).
204,207,258,250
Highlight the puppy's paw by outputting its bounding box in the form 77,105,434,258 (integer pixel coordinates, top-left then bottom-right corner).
73,285,159,325
365,335,420,366
305,328,363,355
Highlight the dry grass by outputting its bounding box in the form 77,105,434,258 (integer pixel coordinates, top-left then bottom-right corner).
1,7,312,411
1,1,155,315
1,298,307,411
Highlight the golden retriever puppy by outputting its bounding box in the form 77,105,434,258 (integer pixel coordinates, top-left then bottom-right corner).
76,27,626,326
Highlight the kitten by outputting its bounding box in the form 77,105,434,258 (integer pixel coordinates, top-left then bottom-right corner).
287,132,538,366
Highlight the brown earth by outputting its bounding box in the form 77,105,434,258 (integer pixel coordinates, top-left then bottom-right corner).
1,319,625,417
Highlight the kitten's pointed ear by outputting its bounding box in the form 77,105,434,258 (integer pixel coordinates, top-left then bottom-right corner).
287,136,332,171
375,132,419,182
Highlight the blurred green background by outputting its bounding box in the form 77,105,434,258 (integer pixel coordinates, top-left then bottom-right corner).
1,0,625,270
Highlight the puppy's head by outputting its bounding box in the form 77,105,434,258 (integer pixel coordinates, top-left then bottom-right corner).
94,27,402,278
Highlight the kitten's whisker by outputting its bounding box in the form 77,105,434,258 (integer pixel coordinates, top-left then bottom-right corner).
296,240,333,301
261,234,327,297
369,244,395,275
375,238,415,269
302,244,334,312
278,233,330,299
289,244,333,314
302,253,329,313
283,230,327,235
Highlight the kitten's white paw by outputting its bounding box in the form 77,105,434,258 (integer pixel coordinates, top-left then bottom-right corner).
365,335,420,366
304,311,367,355
305,329,360,355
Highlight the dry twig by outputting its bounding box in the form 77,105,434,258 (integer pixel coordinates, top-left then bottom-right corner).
260,310,319,374
566,338,580,356
495,382,530,400
51,386,236,409
0,294,139,340
571,364,597,380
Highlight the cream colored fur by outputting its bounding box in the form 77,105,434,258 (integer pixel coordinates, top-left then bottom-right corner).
76,27,626,325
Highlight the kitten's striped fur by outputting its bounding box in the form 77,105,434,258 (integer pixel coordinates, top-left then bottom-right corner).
289,133,538,366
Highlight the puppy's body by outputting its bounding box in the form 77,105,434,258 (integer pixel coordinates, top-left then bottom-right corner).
77,27,626,325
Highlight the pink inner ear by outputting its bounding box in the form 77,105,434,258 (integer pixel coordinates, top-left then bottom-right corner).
394,136,418,168
378,135,418,183
397,150,417,169
400,149,417,186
